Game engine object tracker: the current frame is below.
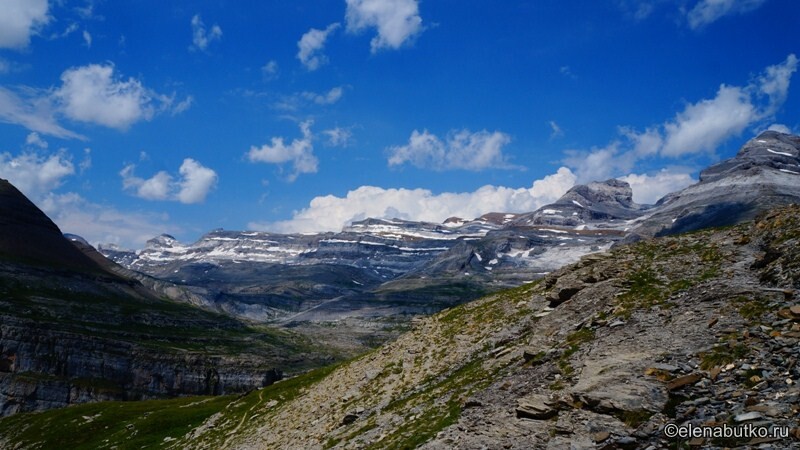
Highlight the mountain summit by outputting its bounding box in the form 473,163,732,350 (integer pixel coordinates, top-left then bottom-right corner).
511,179,647,228
632,130,800,236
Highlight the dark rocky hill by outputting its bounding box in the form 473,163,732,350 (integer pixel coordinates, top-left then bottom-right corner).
0,181,338,416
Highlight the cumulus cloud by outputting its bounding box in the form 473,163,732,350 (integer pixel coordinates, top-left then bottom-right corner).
686,0,766,29
619,170,696,204
190,14,222,51
0,150,75,199
0,0,50,50
297,23,340,71
120,158,218,204
249,167,576,233
53,63,176,130
659,85,756,157
176,158,218,204
345,0,423,53
247,120,318,181
1,63,184,138
388,129,517,171
565,54,797,182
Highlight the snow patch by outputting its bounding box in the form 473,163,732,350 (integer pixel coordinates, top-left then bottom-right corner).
767,148,794,157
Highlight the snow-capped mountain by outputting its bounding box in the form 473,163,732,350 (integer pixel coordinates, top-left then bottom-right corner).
98,131,800,323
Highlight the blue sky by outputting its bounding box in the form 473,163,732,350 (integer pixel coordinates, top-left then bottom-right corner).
0,0,798,248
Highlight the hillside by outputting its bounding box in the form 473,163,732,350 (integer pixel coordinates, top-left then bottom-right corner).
0,179,340,416
4,204,798,449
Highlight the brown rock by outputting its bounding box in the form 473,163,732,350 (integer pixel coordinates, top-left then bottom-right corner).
667,373,703,391
708,366,721,381
516,394,558,420
593,431,610,443
790,305,800,316
707,317,719,328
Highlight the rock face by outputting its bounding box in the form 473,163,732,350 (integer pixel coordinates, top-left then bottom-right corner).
511,179,648,228
632,130,800,237
0,180,330,417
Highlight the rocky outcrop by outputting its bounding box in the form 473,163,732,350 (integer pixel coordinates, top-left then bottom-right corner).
633,131,800,237
510,179,648,228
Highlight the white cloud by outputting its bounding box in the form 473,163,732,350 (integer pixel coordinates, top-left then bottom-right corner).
0,0,50,50
82,30,92,48
53,63,174,130
758,53,798,115
767,123,792,134
0,87,84,139
120,158,218,204
345,0,423,53
177,158,218,204
686,0,766,29
323,127,353,147
563,142,638,183
297,23,340,71
387,129,517,171
249,167,576,233
190,14,222,51
0,150,74,199
246,120,318,181
619,170,696,204
565,54,797,182
261,60,279,81
40,192,173,249
659,85,755,157
25,132,48,149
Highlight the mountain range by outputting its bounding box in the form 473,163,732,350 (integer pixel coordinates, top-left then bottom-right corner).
100,130,800,323
0,130,799,426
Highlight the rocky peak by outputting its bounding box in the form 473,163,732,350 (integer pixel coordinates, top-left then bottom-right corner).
560,179,637,209
700,130,800,183
510,179,645,228
145,233,181,250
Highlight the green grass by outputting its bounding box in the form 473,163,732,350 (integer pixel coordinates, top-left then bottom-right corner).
0,395,234,450
0,362,343,450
